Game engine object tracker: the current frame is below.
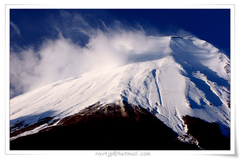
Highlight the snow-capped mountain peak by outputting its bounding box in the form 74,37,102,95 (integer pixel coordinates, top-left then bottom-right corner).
10,36,230,149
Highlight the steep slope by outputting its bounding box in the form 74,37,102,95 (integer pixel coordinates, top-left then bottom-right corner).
10,36,230,149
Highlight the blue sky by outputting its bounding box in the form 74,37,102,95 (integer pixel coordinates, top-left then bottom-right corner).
10,9,230,54
10,9,231,98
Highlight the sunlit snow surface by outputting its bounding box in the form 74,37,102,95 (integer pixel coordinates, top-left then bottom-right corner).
10,36,230,138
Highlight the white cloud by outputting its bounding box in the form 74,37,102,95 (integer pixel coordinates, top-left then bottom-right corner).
10,21,21,35
175,29,197,38
9,29,151,97
60,10,71,18
10,47,39,97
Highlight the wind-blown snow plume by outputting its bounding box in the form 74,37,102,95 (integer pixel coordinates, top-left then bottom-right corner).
10,11,195,98
10,21,21,36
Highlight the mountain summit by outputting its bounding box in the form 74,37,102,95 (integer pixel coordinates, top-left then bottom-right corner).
10,36,230,150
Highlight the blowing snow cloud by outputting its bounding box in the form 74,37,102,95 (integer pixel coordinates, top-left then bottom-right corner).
10,10,195,98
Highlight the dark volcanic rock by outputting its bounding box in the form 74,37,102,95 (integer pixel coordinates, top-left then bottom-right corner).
10,101,200,150
182,115,230,150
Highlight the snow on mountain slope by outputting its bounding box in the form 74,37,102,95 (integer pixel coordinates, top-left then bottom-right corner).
10,36,230,139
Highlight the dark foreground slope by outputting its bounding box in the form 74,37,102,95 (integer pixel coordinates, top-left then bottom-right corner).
10,101,200,150
182,115,230,150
